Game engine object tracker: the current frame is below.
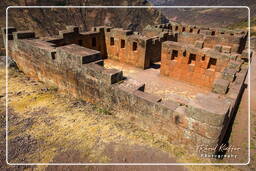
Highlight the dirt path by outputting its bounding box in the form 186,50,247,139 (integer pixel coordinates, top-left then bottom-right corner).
249,51,256,169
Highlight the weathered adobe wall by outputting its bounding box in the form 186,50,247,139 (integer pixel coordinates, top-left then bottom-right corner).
160,41,231,89
4,28,241,152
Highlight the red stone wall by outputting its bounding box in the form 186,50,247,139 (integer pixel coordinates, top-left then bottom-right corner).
5,29,241,151
178,33,245,53
104,29,150,69
160,42,229,89
47,27,107,58
153,23,247,54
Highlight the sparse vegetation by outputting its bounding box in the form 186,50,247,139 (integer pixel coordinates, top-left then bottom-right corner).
94,105,112,115
55,0,67,6
0,50,5,56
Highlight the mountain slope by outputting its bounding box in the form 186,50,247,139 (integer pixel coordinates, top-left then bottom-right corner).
228,17,256,36
0,0,168,51
2,0,168,34
148,0,255,28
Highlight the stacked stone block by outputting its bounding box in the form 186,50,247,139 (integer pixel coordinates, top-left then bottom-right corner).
2,24,249,155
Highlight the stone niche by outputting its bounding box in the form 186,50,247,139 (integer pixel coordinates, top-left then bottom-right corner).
160,41,232,89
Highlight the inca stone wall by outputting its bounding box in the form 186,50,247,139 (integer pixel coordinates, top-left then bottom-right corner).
2,23,251,154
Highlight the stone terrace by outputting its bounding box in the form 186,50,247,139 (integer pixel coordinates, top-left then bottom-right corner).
1,22,252,154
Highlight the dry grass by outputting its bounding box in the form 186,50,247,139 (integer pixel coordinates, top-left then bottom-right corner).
0,66,239,171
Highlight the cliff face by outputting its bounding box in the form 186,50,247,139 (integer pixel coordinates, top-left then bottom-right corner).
0,0,168,51
1,0,167,35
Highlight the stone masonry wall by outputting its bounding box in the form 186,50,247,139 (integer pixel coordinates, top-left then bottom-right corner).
153,22,248,54
3,26,248,154
160,41,231,89
45,26,167,69
103,28,150,69
45,26,108,58
102,27,176,68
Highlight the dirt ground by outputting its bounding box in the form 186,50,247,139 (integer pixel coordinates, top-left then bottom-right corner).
0,58,253,170
104,59,209,104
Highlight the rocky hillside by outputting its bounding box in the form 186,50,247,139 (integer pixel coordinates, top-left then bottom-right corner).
0,0,168,51
228,16,256,36
148,0,256,28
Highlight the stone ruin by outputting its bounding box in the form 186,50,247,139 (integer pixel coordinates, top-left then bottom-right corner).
2,21,253,155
